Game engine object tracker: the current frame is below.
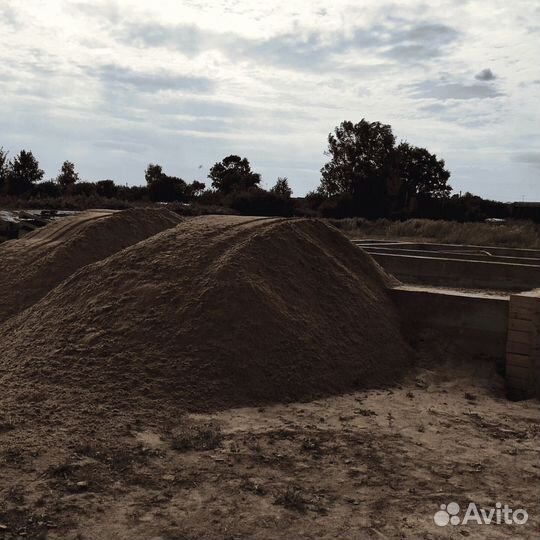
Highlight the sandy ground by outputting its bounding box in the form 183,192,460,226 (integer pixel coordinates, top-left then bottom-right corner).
0,215,537,539
0,208,181,325
0,339,538,540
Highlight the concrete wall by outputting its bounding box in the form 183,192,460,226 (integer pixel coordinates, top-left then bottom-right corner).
390,285,540,400
361,246,540,266
372,252,540,291
390,286,509,360
354,240,540,259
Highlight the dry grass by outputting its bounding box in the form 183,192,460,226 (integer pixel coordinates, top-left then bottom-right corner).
329,218,540,248
170,419,223,452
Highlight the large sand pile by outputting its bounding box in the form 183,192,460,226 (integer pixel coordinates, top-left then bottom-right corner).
0,215,408,415
0,208,182,325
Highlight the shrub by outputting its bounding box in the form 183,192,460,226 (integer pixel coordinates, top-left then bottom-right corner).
226,188,294,216
96,180,118,198
32,180,62,198
318,193,356,218
170,420,222,452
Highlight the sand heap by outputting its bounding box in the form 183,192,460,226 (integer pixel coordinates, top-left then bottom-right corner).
0,208,182,325
0,215,408,413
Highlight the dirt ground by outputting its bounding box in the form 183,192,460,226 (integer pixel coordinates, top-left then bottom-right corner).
0,336,538,540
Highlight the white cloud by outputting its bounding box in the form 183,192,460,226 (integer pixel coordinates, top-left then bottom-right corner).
0,0,539,200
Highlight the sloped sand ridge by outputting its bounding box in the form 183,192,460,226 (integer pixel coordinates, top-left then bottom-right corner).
0,215,408,414
0,208,182,325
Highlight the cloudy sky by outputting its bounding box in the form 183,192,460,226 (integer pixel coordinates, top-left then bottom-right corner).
1,0,539,200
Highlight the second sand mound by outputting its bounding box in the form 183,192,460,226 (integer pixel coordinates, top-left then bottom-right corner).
0,207,182,325
0,215,408,413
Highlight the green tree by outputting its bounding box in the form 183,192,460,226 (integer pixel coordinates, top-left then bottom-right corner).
396,142,451,210
319,120,396,217
270,177,292,198
208,155,261,194
0,147,9,193
145,163,188,202
72,182,97,196
145,163,164,185
96,179,118,198
7,150,44,195
186,180,206,198
56,160,79,189
32,180,61,198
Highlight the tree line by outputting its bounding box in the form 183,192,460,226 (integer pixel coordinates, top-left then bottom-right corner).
0,147,297,216
1,120,536,222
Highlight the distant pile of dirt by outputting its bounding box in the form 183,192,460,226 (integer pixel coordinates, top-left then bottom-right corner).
0,208,182,325
0,215,408,415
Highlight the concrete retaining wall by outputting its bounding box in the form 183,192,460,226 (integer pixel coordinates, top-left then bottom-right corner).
390,285,509,360
354,240,540,259
390,285,540,399
373,252,540,291
361,246,540,265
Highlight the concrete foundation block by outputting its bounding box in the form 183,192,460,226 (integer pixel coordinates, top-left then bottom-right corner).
506,290,540,399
